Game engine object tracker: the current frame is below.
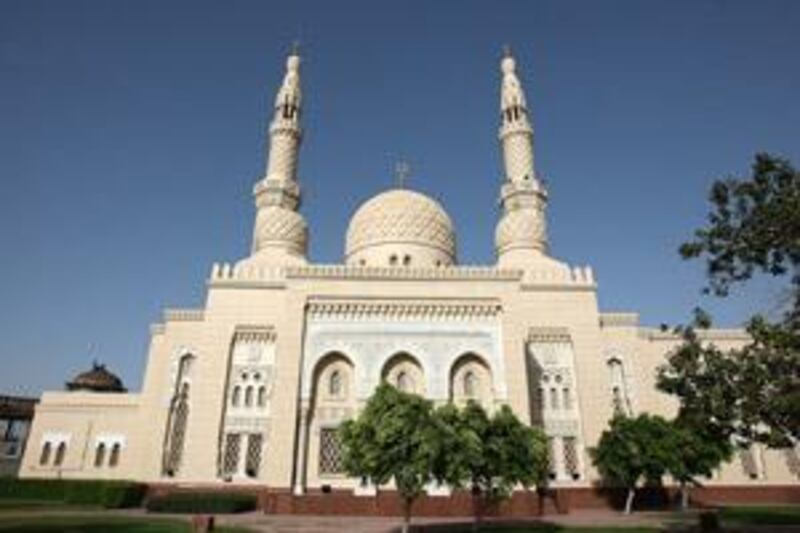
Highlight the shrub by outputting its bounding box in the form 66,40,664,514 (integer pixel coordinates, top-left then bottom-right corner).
0,478,145,508
146,492,257,514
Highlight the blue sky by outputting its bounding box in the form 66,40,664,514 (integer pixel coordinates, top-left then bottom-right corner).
1,0,799,395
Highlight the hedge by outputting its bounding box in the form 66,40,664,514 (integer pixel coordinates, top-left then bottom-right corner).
146,492,257,514
0,478,146,508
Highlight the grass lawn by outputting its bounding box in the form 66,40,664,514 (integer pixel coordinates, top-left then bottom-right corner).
444,528,658,532
719,505,800,526
0,515,252,533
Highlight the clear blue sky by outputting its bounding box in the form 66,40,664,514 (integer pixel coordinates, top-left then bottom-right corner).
2,0,799,396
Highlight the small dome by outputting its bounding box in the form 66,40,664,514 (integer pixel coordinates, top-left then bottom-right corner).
345,189,456,267
66,362,126,393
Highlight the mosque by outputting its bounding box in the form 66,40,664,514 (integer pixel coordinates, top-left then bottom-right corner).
20,48,799,507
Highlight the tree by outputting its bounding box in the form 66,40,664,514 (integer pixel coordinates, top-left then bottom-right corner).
430,401,548,530
339,383,436,533
590,414,675,514
662,153,800,446
667,420,732,510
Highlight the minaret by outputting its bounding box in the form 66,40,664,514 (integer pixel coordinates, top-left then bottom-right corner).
245,46,309,266
494,48,551,267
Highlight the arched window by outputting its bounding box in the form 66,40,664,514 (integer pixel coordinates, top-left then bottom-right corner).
403,255,411,266
329,370,342,397
389,255,398,266
54,442,67,466
231,386,241,407
563,387,572,410
162,375,190,477
94,443,106,467
550,387,559,410
39,442,51,466
257,386,267,407
245,386,254,407
463,370,478,398
608,358,631,415
109,443,121,467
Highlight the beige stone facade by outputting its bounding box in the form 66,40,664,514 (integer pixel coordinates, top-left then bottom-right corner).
20,49,800,492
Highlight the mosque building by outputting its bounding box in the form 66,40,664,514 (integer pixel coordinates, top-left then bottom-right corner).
20,48,799,505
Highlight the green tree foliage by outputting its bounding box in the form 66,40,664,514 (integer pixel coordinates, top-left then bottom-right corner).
430,402,547,529
662,153,800,446
341,387,548,532
590,414,675,514
339,383,435,533
668,420,732,510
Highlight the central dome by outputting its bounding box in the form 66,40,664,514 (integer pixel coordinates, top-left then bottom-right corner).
345,189,456,267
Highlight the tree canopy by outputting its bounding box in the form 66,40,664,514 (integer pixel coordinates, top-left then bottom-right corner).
660,153,800,447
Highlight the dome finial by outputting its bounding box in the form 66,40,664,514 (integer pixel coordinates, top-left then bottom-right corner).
502,44,513,59
290,40,301,57
394,160,411,189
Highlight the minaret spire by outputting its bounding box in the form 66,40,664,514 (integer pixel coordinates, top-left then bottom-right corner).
243,47,309,266
494,49,550,266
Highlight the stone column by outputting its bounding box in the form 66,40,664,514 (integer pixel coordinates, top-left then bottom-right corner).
292,404,310,495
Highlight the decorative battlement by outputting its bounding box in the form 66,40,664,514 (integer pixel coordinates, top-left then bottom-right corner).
209,262,596,288
163,309,205,322
307,299,502,321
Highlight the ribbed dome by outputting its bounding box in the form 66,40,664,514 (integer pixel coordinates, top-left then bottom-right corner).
66,362,126,393
345,189,456,267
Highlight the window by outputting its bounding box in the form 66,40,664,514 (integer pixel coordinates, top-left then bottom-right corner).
389,255,398,266
396,371,412,392
231,386,241,407
402,255,411,266
550,387,559,410
223,433,241,476
563,437,579,480
94,443,106,467
463,371,478,398
54,442,66,467
245,434,263,478
319,428,343,475
537,387,546,410
39,442,51,466
608,358,631,415
563,387,572,410
245,386,253,407
109,443,121,468
546,438,556,480
257,386,267,407
329,370,342,398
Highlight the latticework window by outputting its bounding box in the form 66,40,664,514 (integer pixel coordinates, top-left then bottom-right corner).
563,437,579,479
319,427,343,475
547,438,556,479
94,443,106,467
739,448,759,479
164,394,189,476
109,443,120,467
223,433,241,476
54,442,66,466
784,447,800,478
245,433,263,478
39,442,51,465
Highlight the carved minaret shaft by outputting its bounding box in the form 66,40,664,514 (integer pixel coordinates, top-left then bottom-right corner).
495,49,549,267
247,48,308,265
